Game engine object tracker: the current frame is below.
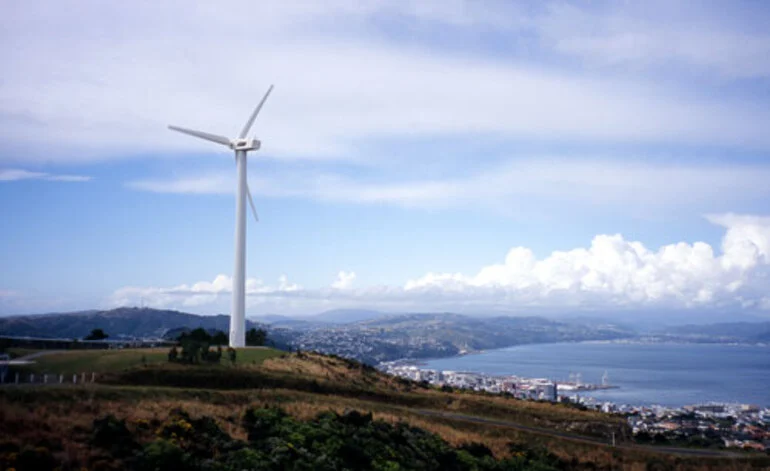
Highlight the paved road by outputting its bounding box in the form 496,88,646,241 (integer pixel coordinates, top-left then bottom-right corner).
415,409,751,459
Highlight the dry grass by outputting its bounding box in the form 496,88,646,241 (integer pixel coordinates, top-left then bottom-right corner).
1,351,768,470
259,352,412,391
1,386,767,471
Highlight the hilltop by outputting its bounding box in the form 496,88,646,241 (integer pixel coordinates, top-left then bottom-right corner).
0,307,265,340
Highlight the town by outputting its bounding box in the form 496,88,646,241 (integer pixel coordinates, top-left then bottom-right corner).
380,362,770,452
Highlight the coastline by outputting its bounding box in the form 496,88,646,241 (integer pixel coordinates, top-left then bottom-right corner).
387,338,769,370
407,341,769,408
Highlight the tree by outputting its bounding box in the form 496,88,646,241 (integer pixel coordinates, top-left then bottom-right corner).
181,342,202,364
168,346,178,362
187,328,211,343
227,347,237,365
211,330,228,346
245,328,266,347
85,328,109,341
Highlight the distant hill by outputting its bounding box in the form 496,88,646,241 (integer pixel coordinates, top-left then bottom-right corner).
0,307,263,339
665,321,770,343
311,309,386,324
290,312,638,364
250,309,387,327
360,312,635,350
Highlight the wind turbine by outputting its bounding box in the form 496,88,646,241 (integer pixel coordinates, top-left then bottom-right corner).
168,85,274,348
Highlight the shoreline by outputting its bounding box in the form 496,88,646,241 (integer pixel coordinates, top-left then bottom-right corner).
399,338,769,366
388,341,768,409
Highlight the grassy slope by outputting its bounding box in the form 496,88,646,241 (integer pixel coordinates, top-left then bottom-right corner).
1,350,768,470
5,348,43,359
12,347,283,375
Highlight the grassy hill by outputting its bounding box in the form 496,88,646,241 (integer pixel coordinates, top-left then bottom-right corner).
0,307,266,339
1,349,768,470
9,347,283,375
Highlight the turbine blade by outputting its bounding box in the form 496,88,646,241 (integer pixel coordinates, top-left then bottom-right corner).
168,125,231,146
239,84,274,138
246,182,259,222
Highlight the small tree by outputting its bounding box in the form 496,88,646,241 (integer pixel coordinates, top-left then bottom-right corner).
85,328,109,341
168,346,178,362
227,347,236,365
245,328,266,346
187,328,211,343
211,330,228,346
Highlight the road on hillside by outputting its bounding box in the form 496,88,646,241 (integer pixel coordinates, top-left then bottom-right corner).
414,409,752,459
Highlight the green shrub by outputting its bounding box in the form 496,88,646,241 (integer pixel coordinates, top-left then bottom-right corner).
137,439,194,471
91,414,137,457
82,406,568,471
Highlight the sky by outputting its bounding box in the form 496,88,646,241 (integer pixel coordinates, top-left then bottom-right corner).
2,0,770,318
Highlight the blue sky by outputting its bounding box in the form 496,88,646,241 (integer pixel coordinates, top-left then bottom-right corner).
2,0,770,317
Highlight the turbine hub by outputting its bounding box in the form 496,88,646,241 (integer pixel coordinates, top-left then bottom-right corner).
230,138,260,151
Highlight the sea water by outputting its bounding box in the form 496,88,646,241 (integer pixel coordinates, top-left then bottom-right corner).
423,342,770,407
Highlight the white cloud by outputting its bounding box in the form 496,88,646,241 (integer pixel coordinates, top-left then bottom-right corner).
109,274,303,309
126,174,230,194
109,213,770,315
404,213,770,310
0,169,91,182
2,1,770,166
332,271,357,290
538,2,770,79
124,158,770,213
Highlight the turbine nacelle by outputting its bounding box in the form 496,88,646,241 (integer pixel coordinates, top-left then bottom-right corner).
230,138,260,151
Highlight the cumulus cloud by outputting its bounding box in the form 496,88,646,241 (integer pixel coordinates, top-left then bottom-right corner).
0,169,91,182
331,271,357,290
404,213,770,310
109,274,302,309
109,214,770,315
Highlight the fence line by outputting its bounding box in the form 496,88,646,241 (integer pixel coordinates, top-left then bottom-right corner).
0,372,97,386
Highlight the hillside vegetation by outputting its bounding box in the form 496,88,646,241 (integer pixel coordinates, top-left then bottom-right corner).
1,349,768,470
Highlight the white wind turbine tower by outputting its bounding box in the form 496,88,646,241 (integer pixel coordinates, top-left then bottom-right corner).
168,85,274,348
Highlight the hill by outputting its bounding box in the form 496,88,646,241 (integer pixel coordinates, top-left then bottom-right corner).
311,308,387,323
664,321,770,343
7,308,768,367
0,307,265,339
0,308,638,364
2,349,766,470
291,313,636,363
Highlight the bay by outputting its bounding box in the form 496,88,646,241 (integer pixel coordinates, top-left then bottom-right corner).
422,342,770,407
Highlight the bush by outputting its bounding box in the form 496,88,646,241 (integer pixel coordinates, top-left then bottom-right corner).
80,406,568,471
137,439,193,471
91,414,137,457
14,446,56,471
